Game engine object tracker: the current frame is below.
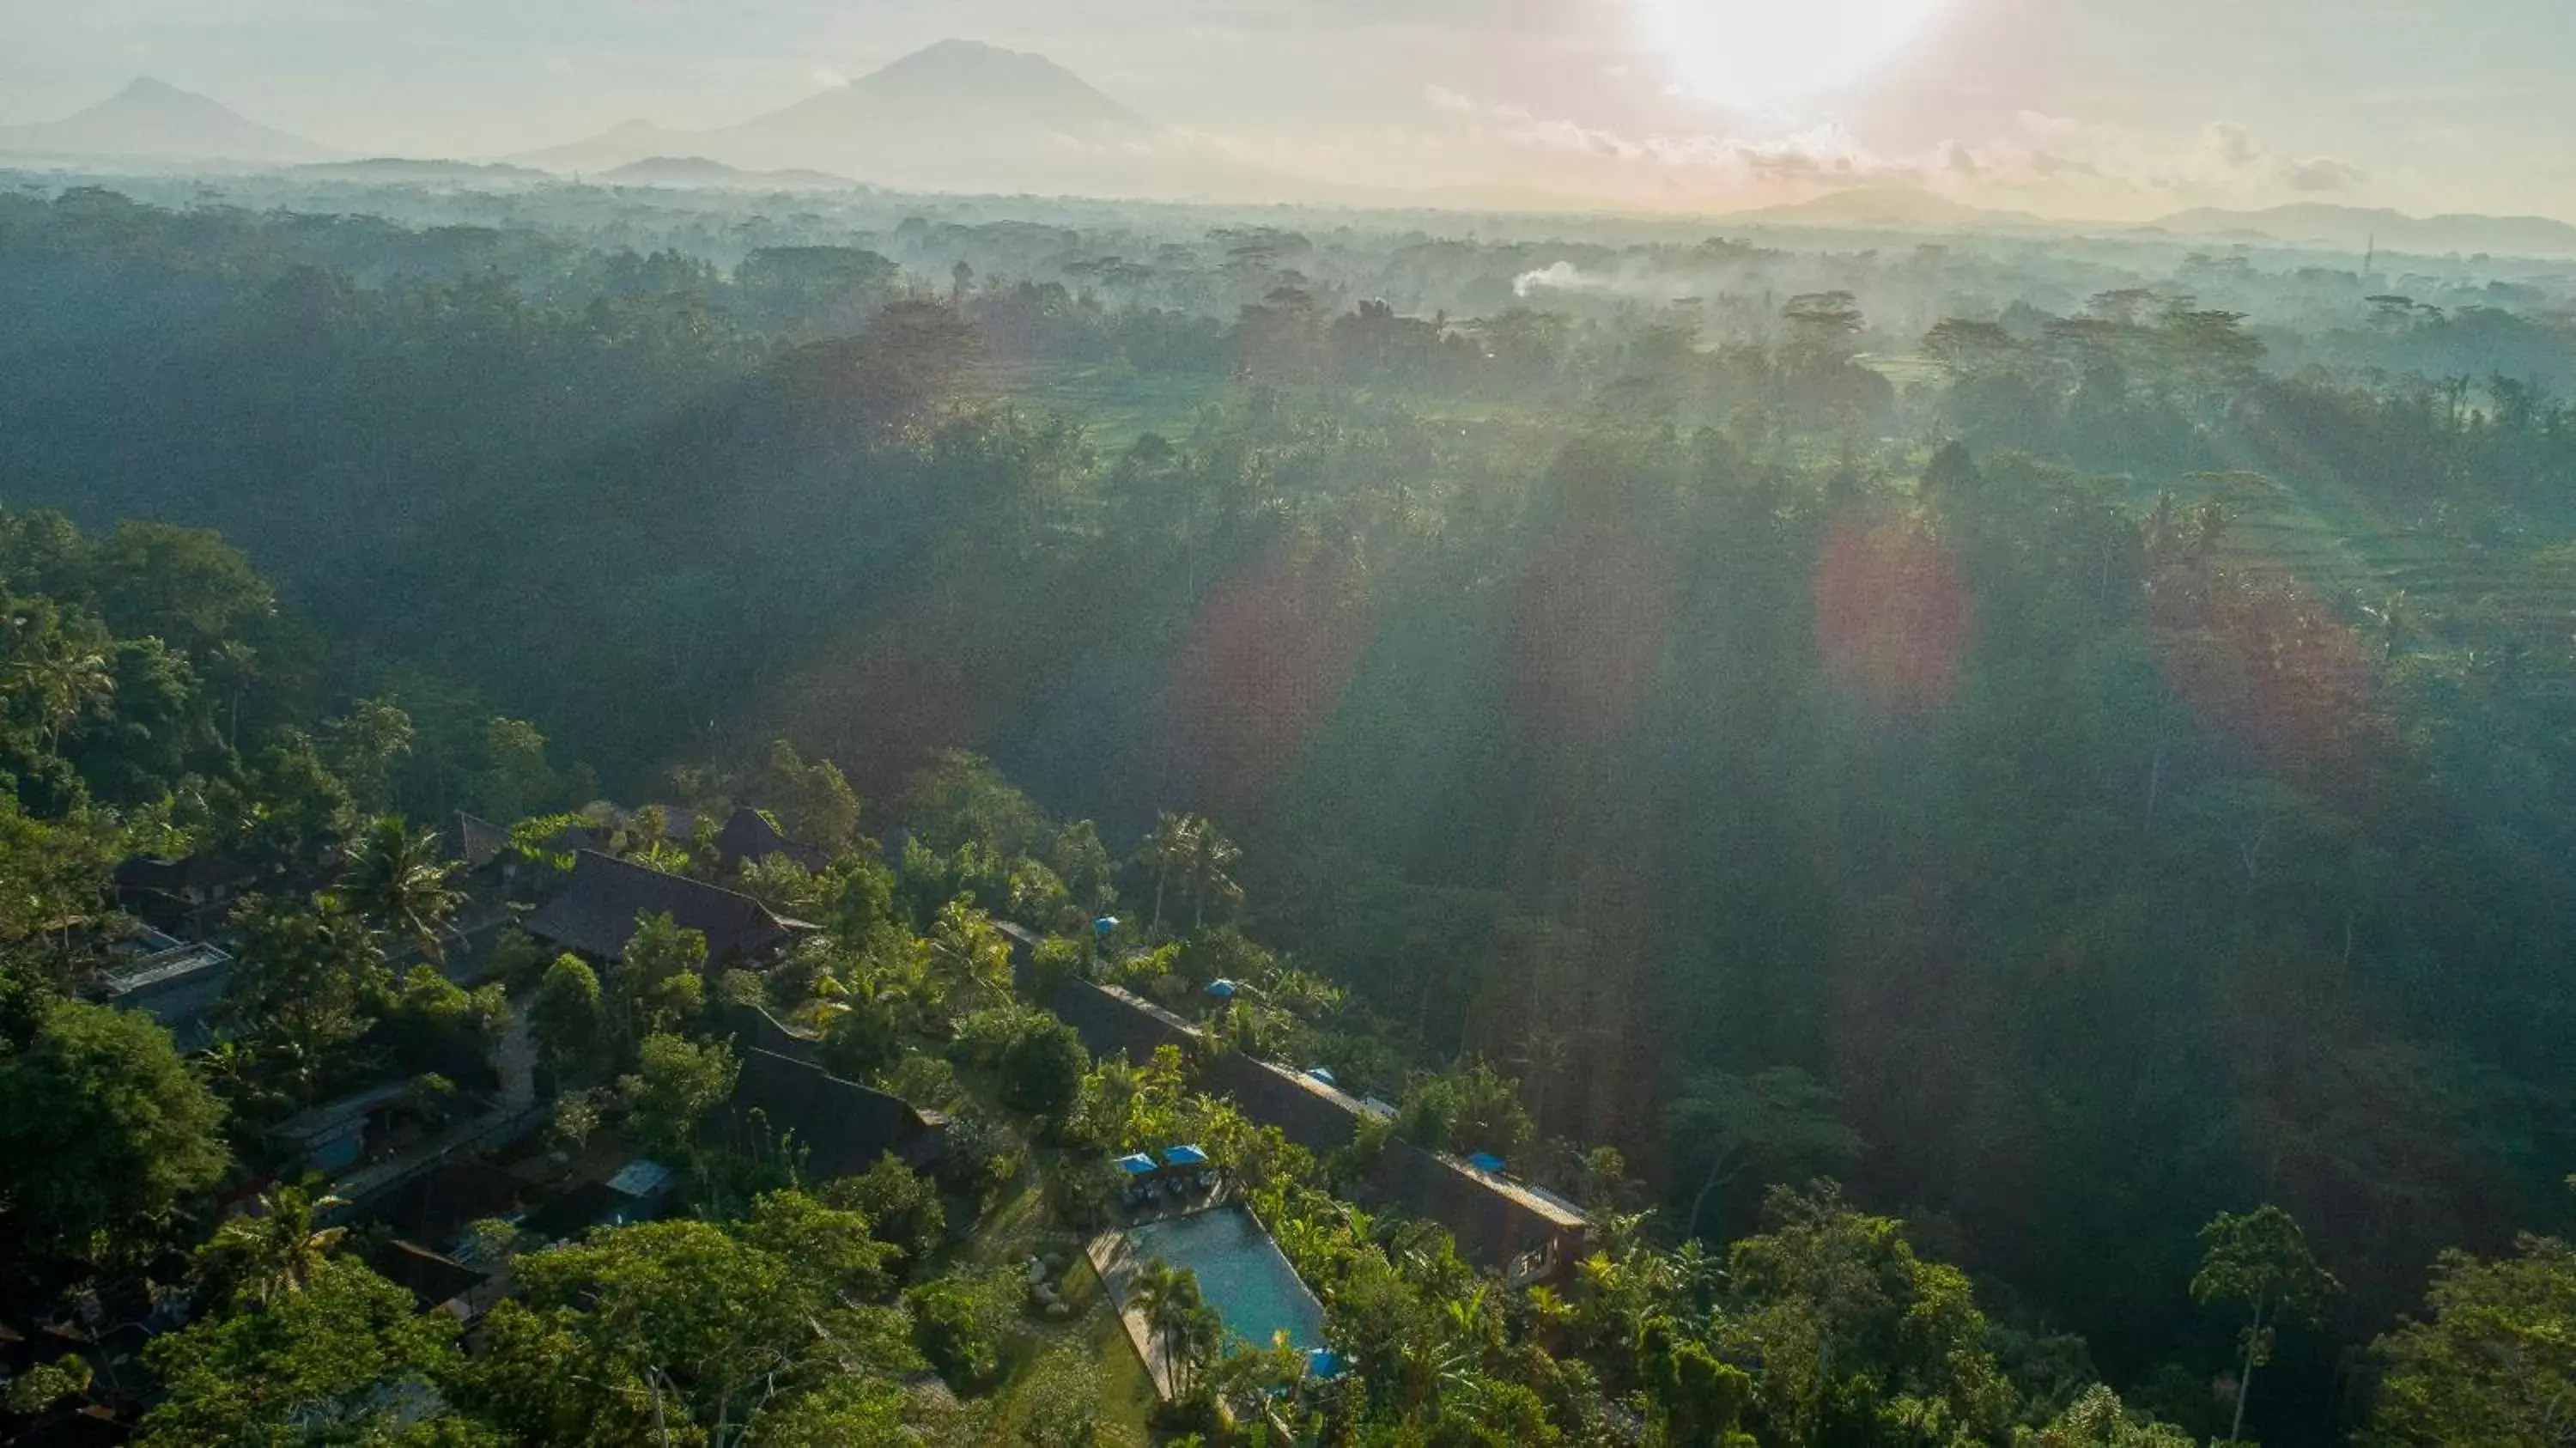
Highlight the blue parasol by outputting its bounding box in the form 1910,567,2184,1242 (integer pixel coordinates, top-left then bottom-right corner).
1161,1144,1209,1168
1115,1153,1158,1176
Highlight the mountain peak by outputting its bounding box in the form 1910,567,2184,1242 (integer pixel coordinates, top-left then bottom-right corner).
114,76,191,101
861,38,1127,108
0,76,335,163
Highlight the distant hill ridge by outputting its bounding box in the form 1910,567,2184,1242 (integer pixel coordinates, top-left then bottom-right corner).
598,155,858,190
1721,185,2576,259
2143,203,2576,259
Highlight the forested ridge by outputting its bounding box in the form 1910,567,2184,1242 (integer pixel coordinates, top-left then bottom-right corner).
3,177,2575,1445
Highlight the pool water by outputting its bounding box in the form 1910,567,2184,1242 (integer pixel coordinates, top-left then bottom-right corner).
1122,1207,1326,1354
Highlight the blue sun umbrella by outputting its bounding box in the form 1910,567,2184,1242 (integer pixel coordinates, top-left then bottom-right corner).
1115,1153,1158,1176
1204,979,1239,999
1465,1152,1506,1174
1307,1348,1346,1380
1161,1144,1209,1169
1304,1067,1337,1086
1093,916,1120,937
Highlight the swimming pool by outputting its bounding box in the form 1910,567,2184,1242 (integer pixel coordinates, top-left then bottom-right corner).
1119,1206,1326,1354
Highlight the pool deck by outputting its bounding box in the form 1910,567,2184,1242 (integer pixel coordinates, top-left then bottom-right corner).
1087,1213,1190,1400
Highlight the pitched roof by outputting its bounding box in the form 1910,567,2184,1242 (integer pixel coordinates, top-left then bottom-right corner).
452,813,513,870
112,853,259,896
366,1240,488,1312
518,1180,644,1243
714,807,831,874
726,1048,942,1177
377,1159,524,1250
523,850,801,963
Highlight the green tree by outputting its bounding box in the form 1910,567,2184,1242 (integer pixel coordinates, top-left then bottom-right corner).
762,739,861,852
619,911,710,1039
1395,1057,1535,1163
1717,1183,2020,1445
319,697,414,814
997,1013,1090,1121
4,1355,93,1415
195,1183,352,1310
0,996,228,1271
137,1256,465,1447
818,1154,947,1270
1132,1260,1221,1402
1135,812,1197,938
2192,1205,2342,1446
1182,818,1242,932
2363,1231,2576,1448
735,1189,894,1302
471,716,565,823
341,816,461,962
2017,1385,2196,1446
904,1268,1018,1388
468,1216,808,1443
623,1031,738,1157
746,1375,916,1447
529,953,607,1080
5,609,115,756
223,891,387,1107
1667,1067,1863,1242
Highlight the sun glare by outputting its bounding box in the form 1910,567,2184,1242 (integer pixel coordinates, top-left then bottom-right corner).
1632,0,1954,109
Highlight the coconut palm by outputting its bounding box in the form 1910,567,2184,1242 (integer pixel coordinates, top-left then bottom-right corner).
1137,812,1199,937
1133,1260,1218,1399
1184,821,1242,931
341,815,461,961
8,630,113,754
202,1183,349,1306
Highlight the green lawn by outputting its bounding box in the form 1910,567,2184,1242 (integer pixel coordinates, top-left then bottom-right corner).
963,1176,1160,1445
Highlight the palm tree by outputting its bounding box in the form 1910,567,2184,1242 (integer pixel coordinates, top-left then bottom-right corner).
1138,812,1199,937
342,816,461,962
1133,1260,1215,1399
208,639,258,755
9,633,113,754
204,1183,349,1305
1184,822,1242,932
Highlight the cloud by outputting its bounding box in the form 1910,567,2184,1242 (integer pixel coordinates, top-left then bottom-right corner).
2280,155,2368,192
2204,121,2259,169
810,66,848,88
1420,86,1916,192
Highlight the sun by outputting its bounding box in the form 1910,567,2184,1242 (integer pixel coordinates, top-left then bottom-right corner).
1631,0,1954,110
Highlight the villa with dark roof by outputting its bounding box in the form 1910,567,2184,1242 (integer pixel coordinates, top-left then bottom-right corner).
726,1048,947,1176
712,807,833,874
523,850,809,966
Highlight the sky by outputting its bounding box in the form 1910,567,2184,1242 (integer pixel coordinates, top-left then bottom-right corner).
5,0,2574,220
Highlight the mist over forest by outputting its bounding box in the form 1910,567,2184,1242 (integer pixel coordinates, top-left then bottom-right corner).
5,17,2576,1448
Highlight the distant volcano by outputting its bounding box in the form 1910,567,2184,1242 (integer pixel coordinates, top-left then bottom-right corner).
513,40,1256,200
0,78,337,164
